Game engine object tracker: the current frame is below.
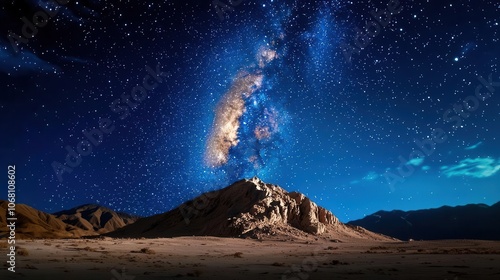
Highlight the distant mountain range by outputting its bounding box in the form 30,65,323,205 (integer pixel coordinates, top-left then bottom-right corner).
348,202,500,241
54,204,139,234
0,201,139,238
0,200,91,238
3,181,498,241
0,178,392,241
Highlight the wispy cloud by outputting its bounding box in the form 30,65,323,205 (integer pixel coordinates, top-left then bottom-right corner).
407,157,425,166
0,46,58,76
350,171,380,184
465,141,483,150
441,157,500,178
362,171,379,181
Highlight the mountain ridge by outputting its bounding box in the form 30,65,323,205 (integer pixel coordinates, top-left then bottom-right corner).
0,200,94,239
53,203,140,234
348,201,500,240
0,201,139,238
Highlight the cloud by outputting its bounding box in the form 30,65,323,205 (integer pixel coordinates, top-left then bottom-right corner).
465,141,483,150
59,55,90,64
362,171,380,181
422,165,431,171
407,157,425,166
36,0,102,23
441,157,500,178
350,171,380,184
0,46,58,76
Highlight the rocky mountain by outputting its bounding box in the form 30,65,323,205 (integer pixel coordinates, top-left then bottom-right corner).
0,200,93,239
107,177,394,241
348,202,500,240
54,204,140,234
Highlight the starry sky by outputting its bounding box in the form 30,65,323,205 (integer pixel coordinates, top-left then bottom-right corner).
1,0,499,222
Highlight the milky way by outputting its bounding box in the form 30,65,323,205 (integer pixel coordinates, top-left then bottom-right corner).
205,71,264,167
205,46,282,172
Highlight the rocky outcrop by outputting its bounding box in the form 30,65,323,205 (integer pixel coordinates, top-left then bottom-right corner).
229,177,339,235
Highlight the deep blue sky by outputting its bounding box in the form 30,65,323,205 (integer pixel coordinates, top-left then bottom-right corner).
1,0,499,222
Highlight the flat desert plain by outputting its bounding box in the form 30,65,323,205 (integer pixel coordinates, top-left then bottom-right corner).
2,238,500,279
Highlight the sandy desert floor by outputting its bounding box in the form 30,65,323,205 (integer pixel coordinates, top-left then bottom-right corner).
1,237,500,280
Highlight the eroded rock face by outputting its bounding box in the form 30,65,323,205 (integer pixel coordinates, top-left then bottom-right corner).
227,177,339,235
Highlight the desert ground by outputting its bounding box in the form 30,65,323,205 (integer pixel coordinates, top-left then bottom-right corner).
1,238,499,280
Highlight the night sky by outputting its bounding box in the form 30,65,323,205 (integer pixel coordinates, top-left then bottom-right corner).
1,0,499,222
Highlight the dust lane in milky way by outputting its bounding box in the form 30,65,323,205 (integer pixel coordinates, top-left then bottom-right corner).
204,46,279,168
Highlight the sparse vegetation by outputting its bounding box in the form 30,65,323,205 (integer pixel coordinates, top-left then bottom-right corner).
140,248,156,254
328,260,349,265
186,270,202,277
17,247,29,256
370,246,389,250
25,264,37,269
82,246,96,252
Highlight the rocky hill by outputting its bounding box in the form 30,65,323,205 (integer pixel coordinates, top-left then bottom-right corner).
0,200,94,239
107,178,393,241
54,204,140,234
